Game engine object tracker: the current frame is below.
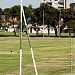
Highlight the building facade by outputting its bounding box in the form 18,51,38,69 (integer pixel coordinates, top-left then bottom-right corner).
41,0,70,9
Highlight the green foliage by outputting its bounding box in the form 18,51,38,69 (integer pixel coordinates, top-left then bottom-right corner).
0,3,75,36
70,3,75,8
4,8,11,21
0,8,2,14
0,20,2,27
62,8,75,30
36,3,58,25
10,5,20,20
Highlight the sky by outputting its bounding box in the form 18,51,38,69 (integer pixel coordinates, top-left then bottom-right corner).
0,0,75,9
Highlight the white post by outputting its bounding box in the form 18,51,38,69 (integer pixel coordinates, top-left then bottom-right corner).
20,49,22,75
30,47,38,75
20,0,23,75
22,8,38,75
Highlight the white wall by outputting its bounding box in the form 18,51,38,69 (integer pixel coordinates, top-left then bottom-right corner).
28,27,55,33
8,28,14,32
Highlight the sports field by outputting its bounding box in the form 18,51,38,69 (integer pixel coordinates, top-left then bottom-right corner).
0,37,75,75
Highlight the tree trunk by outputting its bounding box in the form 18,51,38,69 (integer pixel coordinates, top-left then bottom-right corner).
48,25,50,37
74,29,75,36
36,25,39,36
69,28,71,37
13,21,16,36
54,27,58,37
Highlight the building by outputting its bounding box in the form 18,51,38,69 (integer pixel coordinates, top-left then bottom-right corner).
28,24,55,33
41,0,70,9
7,25,20,32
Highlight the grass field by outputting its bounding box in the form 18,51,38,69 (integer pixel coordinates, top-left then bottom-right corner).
0,36,75,75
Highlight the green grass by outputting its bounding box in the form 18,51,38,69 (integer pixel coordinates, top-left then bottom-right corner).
0,37,75,75
0,30,75,37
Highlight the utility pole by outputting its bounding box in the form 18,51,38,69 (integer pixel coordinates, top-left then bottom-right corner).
43,10,44,37
58,9,61,38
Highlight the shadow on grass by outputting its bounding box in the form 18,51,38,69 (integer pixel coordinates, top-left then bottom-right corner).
0,32,75,38
0,35,75,38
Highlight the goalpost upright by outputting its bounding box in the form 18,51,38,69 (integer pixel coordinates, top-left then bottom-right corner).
20,0,22,75
20,0,38,75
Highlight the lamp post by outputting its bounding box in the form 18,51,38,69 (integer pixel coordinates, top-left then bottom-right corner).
43,10,44,37
58,9,61,38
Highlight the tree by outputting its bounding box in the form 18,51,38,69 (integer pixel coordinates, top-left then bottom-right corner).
0,8,2,14
1,4,75,37
23,5,37,24
9,5,20,36
70,3,75,8
0,8,2,27
0,8,3,29
10,5,20,20
4,8,11,20
28,5,32,9
62,8,75,36
35,3,58,36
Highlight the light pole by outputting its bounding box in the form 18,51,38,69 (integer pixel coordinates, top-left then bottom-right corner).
58,9,61,38
43,10,44,37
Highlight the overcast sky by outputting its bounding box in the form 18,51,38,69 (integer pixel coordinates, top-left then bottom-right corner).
0,0,75,9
